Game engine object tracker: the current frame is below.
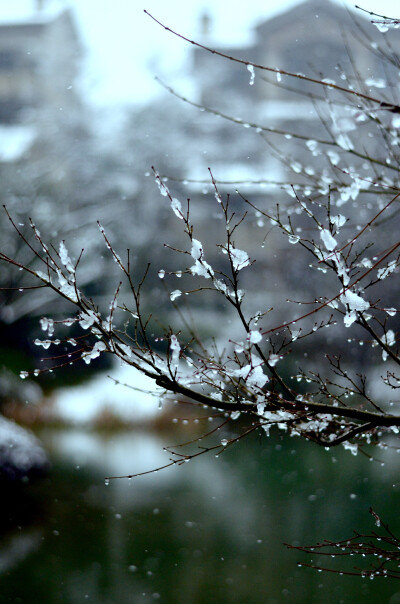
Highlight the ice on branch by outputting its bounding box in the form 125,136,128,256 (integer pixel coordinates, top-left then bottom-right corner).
79,310,98,329
257,400,266,415
59,241,75,273
306,139,319,154
82,341,107,365
56,270,78,302
332,254,350,286
35,270,50,283
377,260,397,280
232,364,268,389
247,64,255,85
223,246,251,271
117,343,132,358
40,317,54,336
330,214,346,230
214,279,228,294
268,354,281,367
336,133,353,151
249,330,263,344
191,239,203,261
340,290,369,327
262,409,294,433
337,178,363,206
171,198,183,219
342,441,358,456
327,150,340,165
62,318,76,327
190,238,214,278
169,334,180,373
320,228,337,251
382,330,396,361
34,339,60,349
170,290,182,301
155,174,168,196
373,21,389,33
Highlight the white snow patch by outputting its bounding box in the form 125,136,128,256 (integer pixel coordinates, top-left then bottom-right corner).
247,64,255,85
169,334,180,373
320,229,337,251
171,198,183,219
330,214,346,229
189,238,214,278
82,341,107,365
59,241,74,273
341,290,369,311
56,270,78,302
232,364,268,388
340,290,369,327
249,330,262,344
377,260,396,280
190,239,203,261
223,247,251,271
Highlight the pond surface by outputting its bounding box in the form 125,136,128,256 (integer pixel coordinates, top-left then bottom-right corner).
1,425,400,603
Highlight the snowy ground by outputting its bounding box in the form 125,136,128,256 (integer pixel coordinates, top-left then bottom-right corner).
50,362,164,425
0,415,48,480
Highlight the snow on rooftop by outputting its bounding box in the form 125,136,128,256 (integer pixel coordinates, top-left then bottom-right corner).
50,362,163,425
0,126,36,162
0,0,67,25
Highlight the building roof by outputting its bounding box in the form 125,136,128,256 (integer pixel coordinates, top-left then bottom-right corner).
0,0,67,26
254,0,361,36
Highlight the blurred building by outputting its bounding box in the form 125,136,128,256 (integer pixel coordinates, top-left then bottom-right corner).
0,1,81,162
194,0,394,110
177,0,400,199
0,2,104,328
147,0,400,320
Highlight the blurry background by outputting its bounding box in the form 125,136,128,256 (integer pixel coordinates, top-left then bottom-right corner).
1,1,400,602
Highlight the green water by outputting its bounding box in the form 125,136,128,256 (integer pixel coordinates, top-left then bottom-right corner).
1,426,400,603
